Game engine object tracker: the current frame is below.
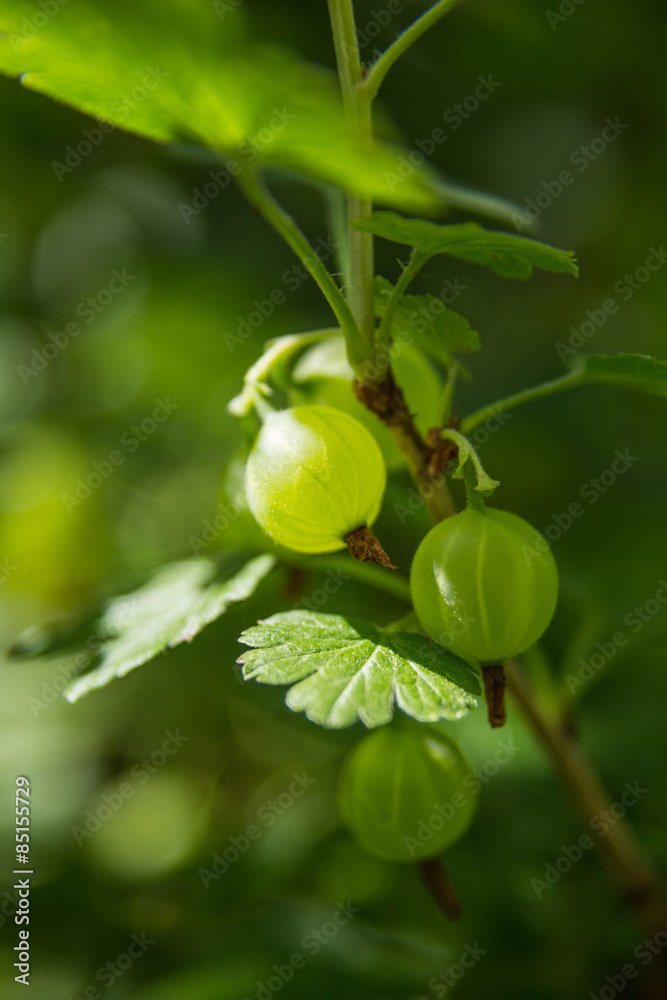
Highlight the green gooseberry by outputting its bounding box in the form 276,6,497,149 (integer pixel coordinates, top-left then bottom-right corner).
338,725,477,863
245,405,386,554
410,506,558,664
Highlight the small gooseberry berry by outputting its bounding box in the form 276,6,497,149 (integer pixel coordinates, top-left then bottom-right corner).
410,506,558,664
245,405,386,554
338,725,477,863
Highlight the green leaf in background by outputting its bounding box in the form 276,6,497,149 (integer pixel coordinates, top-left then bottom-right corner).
64,555,276,702
374,276,480,364
354,211,579,278
571,352,667,396
238,611,480,729
461,352,667,435
0,0,439,209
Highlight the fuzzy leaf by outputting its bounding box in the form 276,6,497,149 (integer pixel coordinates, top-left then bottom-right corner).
238,611,480,729
64,555,276,702
354,212,579,279
374,276,480,364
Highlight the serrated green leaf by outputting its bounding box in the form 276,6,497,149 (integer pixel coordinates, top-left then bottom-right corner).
64,555,276,702
0,1,439,209
238,611,480,729
572,352,667,396
374,276,480,364
353,212,579,279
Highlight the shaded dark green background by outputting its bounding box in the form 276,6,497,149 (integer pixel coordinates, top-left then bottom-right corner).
0,1,665,998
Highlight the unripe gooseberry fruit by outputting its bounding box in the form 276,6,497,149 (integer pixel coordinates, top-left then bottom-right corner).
338,725,476,863
410,506,558,664
245,405,386,554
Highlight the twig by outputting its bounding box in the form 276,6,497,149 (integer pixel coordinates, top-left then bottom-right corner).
419,857,462,921
505,659,667,941
482,664,507,728
353,372,456,522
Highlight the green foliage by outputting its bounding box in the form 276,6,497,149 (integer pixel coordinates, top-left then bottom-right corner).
354,211,579,278
374,276,480,364
572,352,667,395
0,0,439,208
238,611,480,728
64,555,276,702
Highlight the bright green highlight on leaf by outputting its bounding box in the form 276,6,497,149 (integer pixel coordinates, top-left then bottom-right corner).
0,0,440,209
353,211,579,279
338,725,477,863
64,555,276,702
374,277,480,365
238,611,480,729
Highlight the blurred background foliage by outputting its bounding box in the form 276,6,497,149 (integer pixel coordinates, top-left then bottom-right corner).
0,0,665,998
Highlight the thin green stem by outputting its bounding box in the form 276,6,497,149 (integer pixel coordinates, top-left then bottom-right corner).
236,169,369,369
460,458,486,511
460,369,585,435
306,555,412,601
361,0,465,101
327,0,375,349
376,249,428,354
437,360,460,427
